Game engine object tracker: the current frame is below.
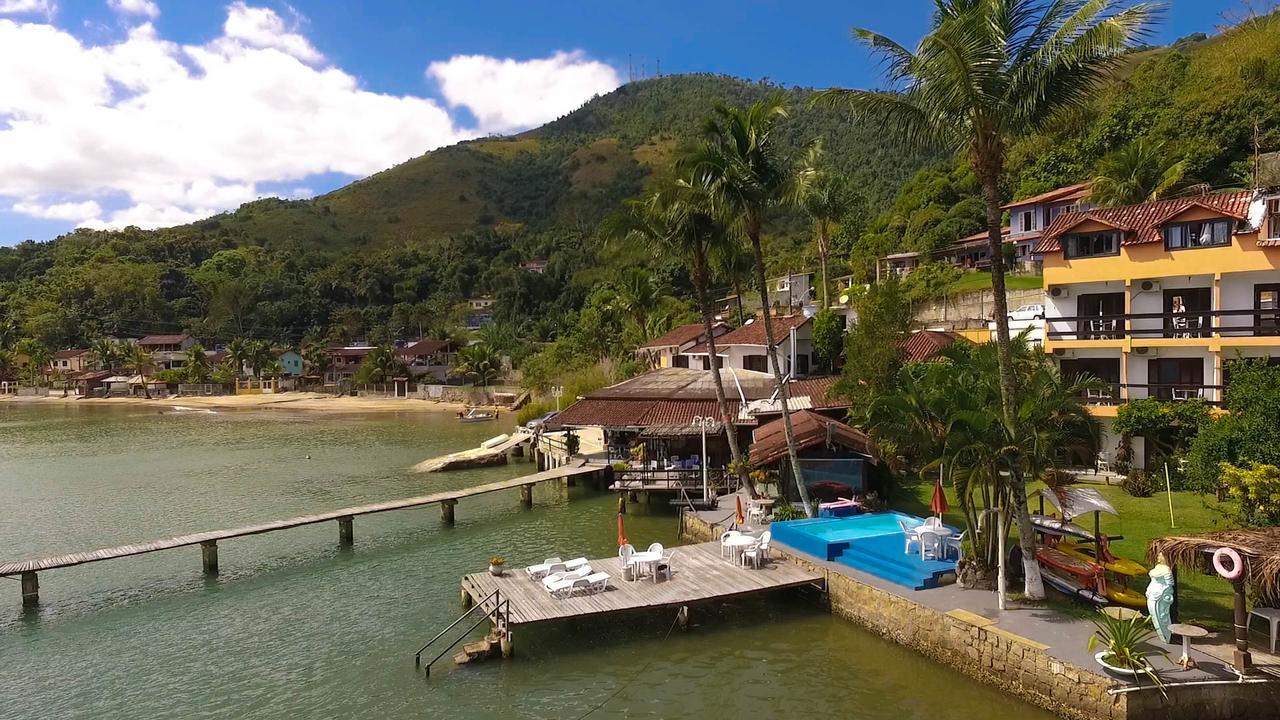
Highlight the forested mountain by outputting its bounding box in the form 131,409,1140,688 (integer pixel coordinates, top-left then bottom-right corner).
3,12,1280,354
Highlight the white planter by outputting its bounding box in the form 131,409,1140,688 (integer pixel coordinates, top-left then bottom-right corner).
1094,651,1151,676
489,564,505,577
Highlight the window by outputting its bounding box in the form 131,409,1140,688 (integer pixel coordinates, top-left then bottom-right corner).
1257,284,1280,336
1268,198,1280,240
1020,210,1033,232
1164,219,1232,250
743,355,768,373
1063,231,1120,259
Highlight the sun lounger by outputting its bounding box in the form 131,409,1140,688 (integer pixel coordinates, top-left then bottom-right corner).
547,571,610,598
526,556,588,580
542,565,591,591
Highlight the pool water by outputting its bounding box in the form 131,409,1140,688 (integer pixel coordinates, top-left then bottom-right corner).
771,512,957,591
785,511,922,542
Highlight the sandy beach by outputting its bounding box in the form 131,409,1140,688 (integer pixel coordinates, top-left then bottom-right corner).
0,391,493,414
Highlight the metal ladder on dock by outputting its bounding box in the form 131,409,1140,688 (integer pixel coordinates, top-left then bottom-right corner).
413,586,509,677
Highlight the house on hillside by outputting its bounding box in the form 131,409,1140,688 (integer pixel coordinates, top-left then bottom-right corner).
138,334,196,370
634,323,726,369
52,349,90,374
396,339,459,382
323,346,374,384
518,259,549,274
682,314,815,377
1038,187,1280,470
275,348,304,377
899,329,969,364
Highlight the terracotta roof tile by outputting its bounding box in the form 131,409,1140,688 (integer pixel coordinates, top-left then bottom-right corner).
1034,191,1253,253
638,323,720,349
899,330,968,363
138,334,191,346
1002,182,1091,210
749,410,875,467
687,315,809,353
553,399,658,428
53,349,88,359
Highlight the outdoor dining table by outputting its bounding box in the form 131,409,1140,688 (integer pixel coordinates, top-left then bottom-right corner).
627,550,662,580
914,525,953,560
722,534,758,564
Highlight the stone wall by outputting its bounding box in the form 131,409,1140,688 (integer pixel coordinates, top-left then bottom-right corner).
680,513,1280,720
913,287,1043,329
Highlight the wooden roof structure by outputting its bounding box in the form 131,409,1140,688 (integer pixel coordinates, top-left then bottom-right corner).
748,409,876,468
1149,528,1280,605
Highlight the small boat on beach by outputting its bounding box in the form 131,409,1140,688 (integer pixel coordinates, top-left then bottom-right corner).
457,407,497,423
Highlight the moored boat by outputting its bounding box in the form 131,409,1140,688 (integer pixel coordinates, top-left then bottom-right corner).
457,408,497,423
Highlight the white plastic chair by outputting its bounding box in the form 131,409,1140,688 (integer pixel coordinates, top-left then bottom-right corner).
742,530,771,568
654,552,675,583
923,516,943,529
898,519,921,555
944,530,966,561
918,529,942,561
647,542,663,554
1095,452,1111,474
720,530,740,558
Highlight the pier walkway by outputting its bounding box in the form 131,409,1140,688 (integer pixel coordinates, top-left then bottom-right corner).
3,460,606,607
460,540,821,629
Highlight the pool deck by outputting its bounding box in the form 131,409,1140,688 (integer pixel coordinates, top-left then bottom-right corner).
461,540,823,628
691,497,1276,686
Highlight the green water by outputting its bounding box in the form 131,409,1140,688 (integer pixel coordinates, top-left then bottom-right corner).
0,404,1054,720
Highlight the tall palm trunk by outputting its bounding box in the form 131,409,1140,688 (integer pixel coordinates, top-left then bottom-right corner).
745,213,813,516
695,268,755,498
817,218,830,309
978,155,1044,599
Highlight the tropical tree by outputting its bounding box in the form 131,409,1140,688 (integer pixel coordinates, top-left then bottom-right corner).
683,97,813,515
184,342,211,383
244,340,275,378
1089,139,1189,207
606,176,755,496
303,343,333,381
16,339,52,387
822,0,1156,597
124,342,154,399
795,141,857,309
713,245,754,326
355,345,409,385
88,338,121,372
452,343,503,399
224,339,250,380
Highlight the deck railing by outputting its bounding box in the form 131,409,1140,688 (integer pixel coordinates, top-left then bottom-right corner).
1077,383,1224,406
1046,308,1280,341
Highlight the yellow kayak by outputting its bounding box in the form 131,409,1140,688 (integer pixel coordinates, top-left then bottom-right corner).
1056,539,1148,609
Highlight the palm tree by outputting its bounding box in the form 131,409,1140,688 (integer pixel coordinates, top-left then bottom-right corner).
124,342,153,399
245,340,274,378
795,141,856,309
714,245,754,326
821,0,1155,597
683,97,813,516
88,338,120,372
303,343,333,382
606,177,756,497
452,343,502,399
1089,139,1189,207
225,339,250,380
184,342,211,383
16,339,52,387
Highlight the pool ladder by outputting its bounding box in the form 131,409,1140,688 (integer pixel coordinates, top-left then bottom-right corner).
414,587,509,677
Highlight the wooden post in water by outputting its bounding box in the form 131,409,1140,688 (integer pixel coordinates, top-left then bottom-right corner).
20,571,38,608
441,499,457,525
201,540,219,576
500,632,513,658
519,484,533,509
338,516,354,546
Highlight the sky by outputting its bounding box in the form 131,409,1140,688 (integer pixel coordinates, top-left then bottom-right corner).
0,0,1242,245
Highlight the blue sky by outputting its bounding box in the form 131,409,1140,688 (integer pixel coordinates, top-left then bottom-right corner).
0,0,1241,245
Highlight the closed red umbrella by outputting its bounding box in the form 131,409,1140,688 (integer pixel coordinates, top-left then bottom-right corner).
617,513,628,547
735,495,746,526
931,476,950,518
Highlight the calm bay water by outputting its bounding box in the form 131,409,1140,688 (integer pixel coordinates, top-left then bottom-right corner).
0,404,1053,720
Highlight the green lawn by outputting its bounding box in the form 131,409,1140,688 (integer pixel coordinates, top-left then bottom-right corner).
890,479,1239,627
948,272,1044,293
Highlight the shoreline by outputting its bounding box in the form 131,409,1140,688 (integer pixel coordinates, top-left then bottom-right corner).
0,391,496,414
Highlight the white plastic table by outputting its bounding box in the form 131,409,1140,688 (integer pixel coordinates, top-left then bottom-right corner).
627,551,662,580
723,534,758,564
916,526,953,560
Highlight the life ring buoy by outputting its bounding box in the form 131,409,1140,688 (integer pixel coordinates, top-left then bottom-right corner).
1213,547,1245,581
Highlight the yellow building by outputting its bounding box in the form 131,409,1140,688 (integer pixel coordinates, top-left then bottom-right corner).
1037,189,1280,467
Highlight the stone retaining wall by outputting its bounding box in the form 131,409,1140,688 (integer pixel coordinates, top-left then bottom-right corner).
680,512,1280,720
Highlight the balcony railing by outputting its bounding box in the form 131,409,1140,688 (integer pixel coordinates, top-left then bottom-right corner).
1047,309,1280,341
1077,383,1223,406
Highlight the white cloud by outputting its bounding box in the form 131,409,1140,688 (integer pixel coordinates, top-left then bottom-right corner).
12,199,101,222
107,0,158,19
428,50,620,133
0,7,619,231
0,0,54,17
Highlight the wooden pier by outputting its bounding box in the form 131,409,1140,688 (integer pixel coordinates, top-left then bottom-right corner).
460,541,822,631
1,461,607,607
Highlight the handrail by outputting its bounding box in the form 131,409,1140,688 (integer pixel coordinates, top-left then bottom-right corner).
420,613,493,677
414,588,497,667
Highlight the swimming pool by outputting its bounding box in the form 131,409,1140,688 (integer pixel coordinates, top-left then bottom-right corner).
770,512,956,591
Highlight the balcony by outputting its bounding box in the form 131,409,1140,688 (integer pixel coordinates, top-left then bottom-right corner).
1047,308,1280,342
1074,383,1223,407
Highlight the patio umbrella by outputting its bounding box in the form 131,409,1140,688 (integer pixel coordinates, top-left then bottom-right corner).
734,495,746,526
616,513,628,547
930,476,949,518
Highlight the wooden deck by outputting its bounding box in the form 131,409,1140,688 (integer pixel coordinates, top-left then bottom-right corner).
461,541,822,627
2,461,605,606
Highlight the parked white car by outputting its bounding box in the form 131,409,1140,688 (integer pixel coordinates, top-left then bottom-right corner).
1007,303,1045,323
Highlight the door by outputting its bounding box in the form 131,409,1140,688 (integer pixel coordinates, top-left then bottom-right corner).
673,354,689,368
1256,284,1280,336
1060,358,1121,402
1149,358,1204,400
1077,293,1125,339
1164,288,1212,338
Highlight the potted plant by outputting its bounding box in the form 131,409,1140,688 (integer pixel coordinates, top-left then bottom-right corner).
1087,610,1167,689
488,556,506,577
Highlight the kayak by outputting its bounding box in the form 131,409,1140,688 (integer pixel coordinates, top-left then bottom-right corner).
1036,545,1108,606
1056,539,1148,609
1030,513,1093,541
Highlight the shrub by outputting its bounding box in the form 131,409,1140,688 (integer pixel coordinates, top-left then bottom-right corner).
1121,470,1156,498
771,500,804,521
1220,462,1280,527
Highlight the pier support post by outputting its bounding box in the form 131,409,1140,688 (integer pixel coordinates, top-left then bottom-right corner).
338,516,353,546
20,571,38,608
500,632,513,658
519,484,533,509
441,499,457,525
461,587,472,608
201,540,219,576
677,605,690,631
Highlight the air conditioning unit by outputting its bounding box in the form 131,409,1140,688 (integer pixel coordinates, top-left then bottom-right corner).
1049,286,1070,299
1134,346,1158,357
1140,279,1161,292
1052,348,1067,357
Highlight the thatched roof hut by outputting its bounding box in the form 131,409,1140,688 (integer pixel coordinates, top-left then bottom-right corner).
1149,528,1280,606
